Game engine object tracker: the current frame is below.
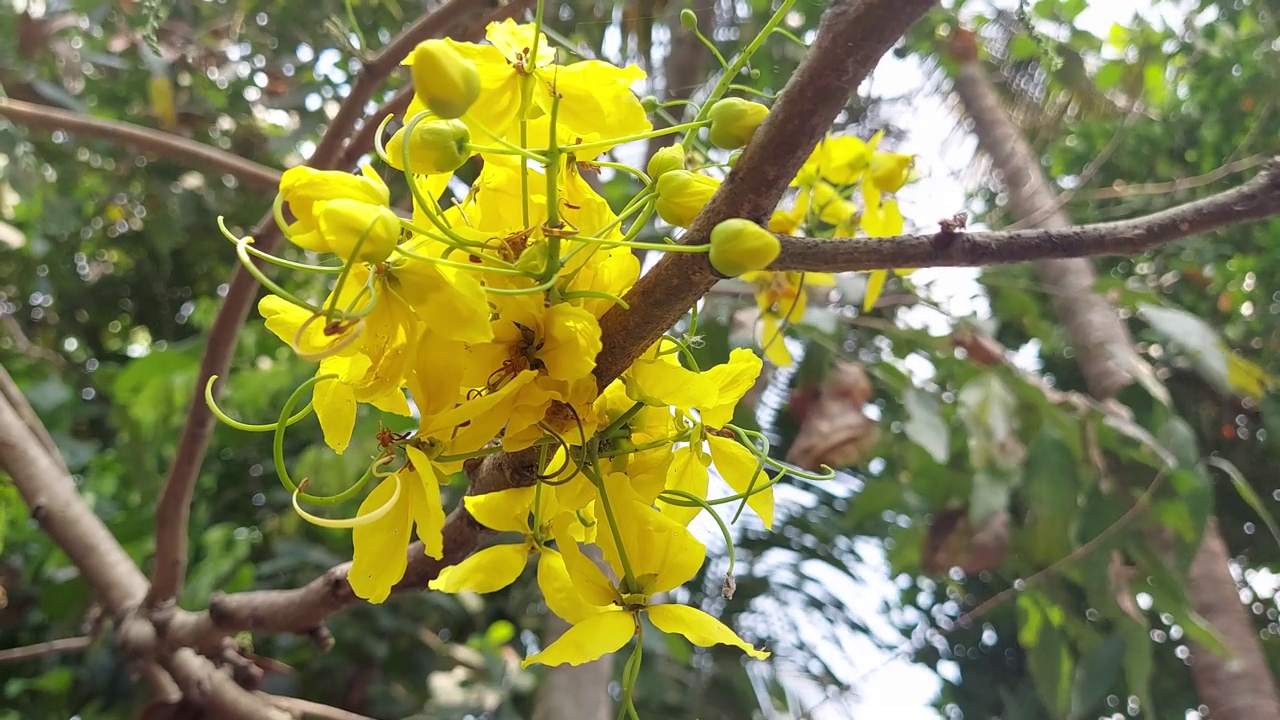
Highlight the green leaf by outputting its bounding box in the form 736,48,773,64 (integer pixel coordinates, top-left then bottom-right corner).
1022,431,1078,563
904,388,949,463
1068,633,1124,720
1206,456,1280,551
1027,615,1074,719
1120,617,1154,718
1131,545,1228,655
1137,303,1271,399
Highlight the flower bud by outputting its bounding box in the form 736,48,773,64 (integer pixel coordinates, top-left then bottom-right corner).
411,40,481,119
680,8,698,30
646,144,685,181
640,95,660,113
315,199,402,264
709,218,780,277
386,118,471,175
707,98,768,149
655,170,719,228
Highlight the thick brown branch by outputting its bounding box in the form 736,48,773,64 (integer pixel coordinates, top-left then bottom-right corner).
0,97,282,192
167,449,536,640
768,157,1280,272
594,0,939,387
148,0,530,607
0,366,149,613
0,635,93,664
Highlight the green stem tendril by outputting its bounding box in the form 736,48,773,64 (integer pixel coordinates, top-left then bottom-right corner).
762,453,837,481
587,464,637,585
574,234,710,253
391,244,532,277
484,274,559,296
205,375,314,432
465,142,548,164
271,374,379,505
323,216,378,322
769,27,808,47
600,402,646,439
372,112,397,165
592,160,650,186
760,272,806,359
558,289,630,309
218,215,343,274
654,334,702,372
618,619,643,720
727,83,778,100
292,458,397,529
550,120,710,157
682,0,798,149
401,112,479,249
726,425,770,524
231,232,327,315
540,83,564,285
690,22,729,70
660,488,735,576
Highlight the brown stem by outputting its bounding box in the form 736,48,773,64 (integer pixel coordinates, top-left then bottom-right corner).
263,694,376,720
594,0,939,388
768,157,1280,271
0,97,282,192
0,635,93,664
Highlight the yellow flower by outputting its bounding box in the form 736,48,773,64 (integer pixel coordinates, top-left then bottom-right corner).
441,19,650,143
860,197,912,312
348,445,447,602
279,164,390,254
794,134,871,188
429,487,603,624
409,39,481,119
655,170,720,228
522,490,767,667
625,344,760,429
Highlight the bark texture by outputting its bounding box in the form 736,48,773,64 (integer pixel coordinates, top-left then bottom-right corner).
949,35,1280,720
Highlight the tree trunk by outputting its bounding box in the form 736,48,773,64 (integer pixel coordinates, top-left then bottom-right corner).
531,615,615,720
645,0,717,160
947,31,1280,720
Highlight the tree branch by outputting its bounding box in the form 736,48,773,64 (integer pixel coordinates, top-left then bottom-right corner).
593,0,939,387
169,449,537,641
767,157,1280,272
160,0,939,643
148,0,532,608
0,636,93,664
0,97,282,192
264,693,377,720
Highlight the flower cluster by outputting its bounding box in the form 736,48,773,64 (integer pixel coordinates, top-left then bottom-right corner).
214,9,912,695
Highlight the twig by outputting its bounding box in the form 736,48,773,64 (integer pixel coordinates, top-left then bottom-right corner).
0,361,66,474
264,694,376,720
0,314,66,369
0,97,282,192
147,0,532,608
768,157,1280,272
0,635,93,663
1005,100,1143,231
1079,153,1267,201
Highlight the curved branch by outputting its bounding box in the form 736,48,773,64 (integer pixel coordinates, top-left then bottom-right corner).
0,97,282,192
768,157,1280,272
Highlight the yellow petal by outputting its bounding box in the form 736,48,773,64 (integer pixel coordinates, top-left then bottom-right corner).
537,549,606,624
760,315,794,368
539,303,602,382
657,446,709,526
863,270,887,313
312,372,356,455
536,61,649,140
646,604,769,660
429,543,530,593
700,348,763,428
552,513,619,607
348,476,413,603
707,434,773,529
521,608,634,668
598,488,706,595
463,486,535,534
405,447,447,559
